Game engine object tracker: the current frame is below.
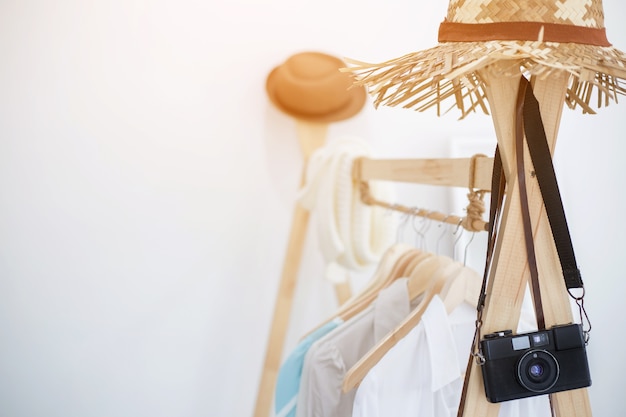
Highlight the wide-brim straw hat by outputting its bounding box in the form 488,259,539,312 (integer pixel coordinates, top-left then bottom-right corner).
345,0,626,118
266,51,366,122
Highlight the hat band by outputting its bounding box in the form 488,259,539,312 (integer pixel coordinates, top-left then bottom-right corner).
438,21,611,47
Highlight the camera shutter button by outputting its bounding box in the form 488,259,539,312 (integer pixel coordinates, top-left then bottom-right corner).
484,330,513,339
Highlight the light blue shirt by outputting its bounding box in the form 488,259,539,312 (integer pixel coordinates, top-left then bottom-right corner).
274,318,343,417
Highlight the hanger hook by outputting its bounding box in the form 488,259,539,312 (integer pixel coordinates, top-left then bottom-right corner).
452,218,464,261
411,208,424,250
436,215,451,255
396,209,413,243
412,209,432,251
463,232,476,266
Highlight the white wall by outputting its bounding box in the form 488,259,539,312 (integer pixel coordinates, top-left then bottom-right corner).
0,1,624,416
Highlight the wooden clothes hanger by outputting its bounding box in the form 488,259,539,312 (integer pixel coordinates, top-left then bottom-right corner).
407,255,453,299
355,246,420,297
336,248,421,321
337,250,452,335
402,251,434,277
440,264,482,314
342,257,465,392
299,244,419,340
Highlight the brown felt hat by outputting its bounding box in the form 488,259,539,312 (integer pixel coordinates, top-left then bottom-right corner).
266,51,366,122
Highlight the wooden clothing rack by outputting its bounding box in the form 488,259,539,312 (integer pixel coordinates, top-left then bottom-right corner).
253,150,494,417
254,68,592,417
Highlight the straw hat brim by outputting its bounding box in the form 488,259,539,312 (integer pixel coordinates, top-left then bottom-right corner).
266,66,367,123
346,40,626,117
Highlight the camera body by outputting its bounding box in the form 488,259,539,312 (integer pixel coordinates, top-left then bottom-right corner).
480,323,591,403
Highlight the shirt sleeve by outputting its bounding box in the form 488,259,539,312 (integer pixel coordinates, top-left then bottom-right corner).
299,342,345,417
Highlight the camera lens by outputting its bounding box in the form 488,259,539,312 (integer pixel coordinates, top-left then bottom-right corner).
517,350,559,392
529,364,544,378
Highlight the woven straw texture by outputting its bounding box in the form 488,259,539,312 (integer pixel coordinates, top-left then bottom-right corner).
346,0,626,117
447,0,604,26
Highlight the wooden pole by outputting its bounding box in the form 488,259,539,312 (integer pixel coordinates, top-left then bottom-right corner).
457,65,592,417
293,121,353,306
253,120,350,417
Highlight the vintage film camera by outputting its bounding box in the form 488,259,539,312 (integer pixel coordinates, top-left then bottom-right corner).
480,323,591,403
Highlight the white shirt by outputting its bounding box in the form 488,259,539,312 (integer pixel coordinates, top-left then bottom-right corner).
352,295,471,417
351,294,551,417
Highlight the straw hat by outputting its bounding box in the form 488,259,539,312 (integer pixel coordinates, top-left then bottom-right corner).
346,0,626,117
266,51,366,122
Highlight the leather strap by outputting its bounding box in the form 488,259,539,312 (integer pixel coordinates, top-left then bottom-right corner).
521,80,584,290
516,77,546,330
476,146,506,311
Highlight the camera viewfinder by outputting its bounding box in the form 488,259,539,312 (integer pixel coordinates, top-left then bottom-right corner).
532,333,549,346
512,336,530,351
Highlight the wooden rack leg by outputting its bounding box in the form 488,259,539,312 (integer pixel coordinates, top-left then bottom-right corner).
253,121,352,417
294,118,352,307
294,120,353,307
457,67,592,417
253,202,311,417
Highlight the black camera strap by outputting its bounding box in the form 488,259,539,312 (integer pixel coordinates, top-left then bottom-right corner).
517,77,590,340
519,77,584,292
